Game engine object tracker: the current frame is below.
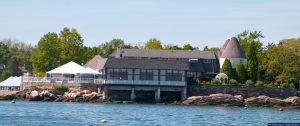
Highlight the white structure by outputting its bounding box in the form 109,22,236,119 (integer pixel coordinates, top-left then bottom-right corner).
215,73,228,84
46,61,101,83
0,76,22,91
219,37,247,69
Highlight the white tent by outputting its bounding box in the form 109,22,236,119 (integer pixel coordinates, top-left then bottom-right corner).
0,76,21,91
47,61,100,75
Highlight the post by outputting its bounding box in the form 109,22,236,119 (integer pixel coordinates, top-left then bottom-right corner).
181,87,187,101
130,87,136,101
155,87,161,102
102,86,108,100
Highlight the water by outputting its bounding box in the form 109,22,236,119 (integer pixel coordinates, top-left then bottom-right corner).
0,101,300,126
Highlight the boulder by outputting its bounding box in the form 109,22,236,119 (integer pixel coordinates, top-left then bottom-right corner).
81,90,92,94
244,95,285,107
182,93,244,106
284,96,300,106
30,91,39,97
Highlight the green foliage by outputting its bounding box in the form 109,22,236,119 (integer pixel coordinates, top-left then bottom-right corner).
221,58,233,79
280,38,300,51
53,84,69,92
59,27,84,64
263,44,300,84
98,38,125,58
229,79,238,85
164,44,182,50
144,38,163,50
0,42,10,65
246,42,259,82
235,60,246,83
211,78,221,85
0,70,11,81
182,44,195,50
245,80,255,87
203,46,220,51
255,80,264,87
31,32,61,74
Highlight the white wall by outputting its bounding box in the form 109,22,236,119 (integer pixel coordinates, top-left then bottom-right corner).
220,58,247,69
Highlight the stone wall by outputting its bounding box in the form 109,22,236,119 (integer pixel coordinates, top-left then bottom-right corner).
22,82,104,92
188,85,299,98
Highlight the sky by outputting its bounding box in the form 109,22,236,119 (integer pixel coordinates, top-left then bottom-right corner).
0,0,300,49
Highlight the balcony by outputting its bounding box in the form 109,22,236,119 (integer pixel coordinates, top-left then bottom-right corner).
104,80,186,86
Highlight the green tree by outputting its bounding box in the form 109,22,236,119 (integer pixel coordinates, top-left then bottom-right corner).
182,44,195,50
246,42,259,81
263,43,300,84
164,44,182,50
203,46,220,51
0,70,11,81
98,39,125,58
31,32,61,75
237,30,264,52
0,42,10,65
59,27,84,64
7,56,22,76
221,58,233,79
144,38,163,50
235,60,246,83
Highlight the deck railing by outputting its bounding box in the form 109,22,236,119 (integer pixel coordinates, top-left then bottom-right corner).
22,77,186,86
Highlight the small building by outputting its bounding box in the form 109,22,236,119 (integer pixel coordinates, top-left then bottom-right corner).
0,76,22,91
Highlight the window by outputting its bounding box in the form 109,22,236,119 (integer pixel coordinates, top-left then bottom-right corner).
107,68,129,80
203,59,211,63
165,70,183,81
140,69,154,80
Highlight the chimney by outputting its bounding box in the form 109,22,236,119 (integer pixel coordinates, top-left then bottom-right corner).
116,47,122,58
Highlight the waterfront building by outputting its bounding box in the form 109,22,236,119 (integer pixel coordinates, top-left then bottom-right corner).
0,76,21,91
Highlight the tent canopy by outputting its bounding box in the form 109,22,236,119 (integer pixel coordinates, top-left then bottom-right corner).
47,61,100,75
0,76,22,87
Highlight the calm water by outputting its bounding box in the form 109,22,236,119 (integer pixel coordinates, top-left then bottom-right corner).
0,101,300,126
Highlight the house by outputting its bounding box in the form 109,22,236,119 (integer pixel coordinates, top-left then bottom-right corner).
0,76,22,91
96,37,246,102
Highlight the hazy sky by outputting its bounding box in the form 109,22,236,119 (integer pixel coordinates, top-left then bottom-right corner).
0,0,300,49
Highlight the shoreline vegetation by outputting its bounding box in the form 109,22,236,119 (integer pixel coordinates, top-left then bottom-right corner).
1,88,299,109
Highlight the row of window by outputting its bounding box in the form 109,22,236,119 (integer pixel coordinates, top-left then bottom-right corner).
107,69,185,81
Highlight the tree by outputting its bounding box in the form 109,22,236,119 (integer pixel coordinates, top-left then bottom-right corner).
144,38,163,50
59,27,84,64
263,43,300,84
98,39,125,58
236,60,246,83
237,30,264,52
182,44,195,50
31,32,61,75
246,42,259,81
0,70,11,81
164,44,182,50
203,46,220,51
7,56,22,76
0,42,10,65
221,58,233,79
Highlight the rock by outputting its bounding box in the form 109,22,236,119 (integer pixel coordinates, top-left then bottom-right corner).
284,96,300,106
182,93,244,106
81,90,92,94
244,95,285,107
30,91,39,97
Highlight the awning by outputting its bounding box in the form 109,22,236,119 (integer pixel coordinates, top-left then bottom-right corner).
47,61,100,75
0,76,22,87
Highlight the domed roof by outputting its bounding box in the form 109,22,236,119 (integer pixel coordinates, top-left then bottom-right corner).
221,39,230,52
221,37,245,58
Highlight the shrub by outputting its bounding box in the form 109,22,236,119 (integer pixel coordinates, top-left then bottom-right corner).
244,80,254,87
255,80,264,87
229,79,238,85
53,84,69,92
211,78,221,85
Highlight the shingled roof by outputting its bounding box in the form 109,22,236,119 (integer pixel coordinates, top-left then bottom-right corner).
110,49,218,59
84,55,107,71
104,58,190,70
221,37,246,58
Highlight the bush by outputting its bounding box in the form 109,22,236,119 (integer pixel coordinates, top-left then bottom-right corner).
211,78,221,85
244,80,254,87
53,84,69,92
255,80,264,87
229,79,238,85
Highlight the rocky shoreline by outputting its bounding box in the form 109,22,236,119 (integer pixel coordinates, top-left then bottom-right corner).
1,89,300,108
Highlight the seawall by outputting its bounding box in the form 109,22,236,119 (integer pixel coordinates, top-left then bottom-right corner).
187,85,298,98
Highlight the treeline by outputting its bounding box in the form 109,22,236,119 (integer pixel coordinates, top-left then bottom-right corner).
0,27,299,89
220,31,300,89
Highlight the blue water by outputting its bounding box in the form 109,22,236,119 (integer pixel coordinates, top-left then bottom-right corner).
0,101,300,126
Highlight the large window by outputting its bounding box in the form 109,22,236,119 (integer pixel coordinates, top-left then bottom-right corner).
107,68,132,80
140,69,154,80
165,70,184,81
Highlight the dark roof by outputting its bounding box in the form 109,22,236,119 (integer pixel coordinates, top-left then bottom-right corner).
110,49,218,59
84,55,107,70
221,39,230,52
104,58,190,70
221,37,246,58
